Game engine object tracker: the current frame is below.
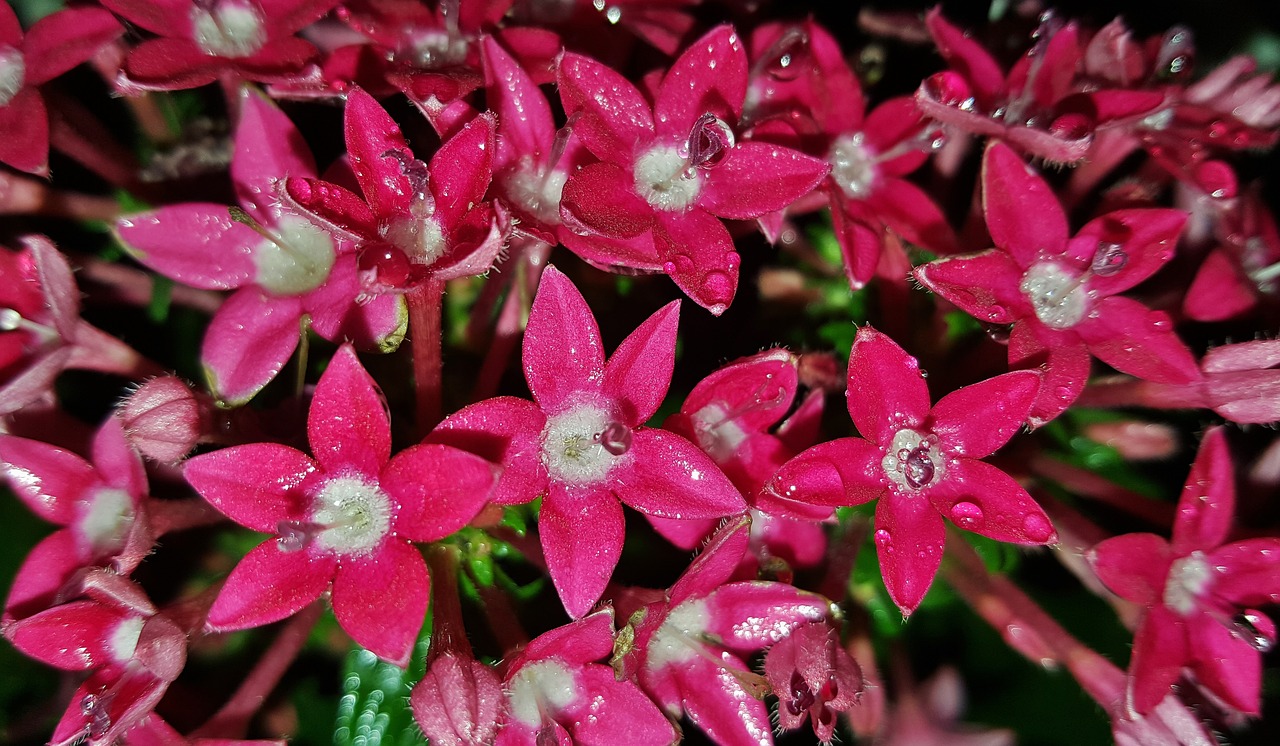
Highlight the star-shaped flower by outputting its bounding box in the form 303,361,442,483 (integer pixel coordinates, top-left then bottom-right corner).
770,327,1055,614
184,345,496,664
431,265,747,617
915,141,1198,427
1089,427,1280,715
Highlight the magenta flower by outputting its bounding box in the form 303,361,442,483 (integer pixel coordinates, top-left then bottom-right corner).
100,0,340,90
431,265,747,617
556,25,829,314
746,20,957,288
494,609,675,745
617,516,832,746
1184,189,1280,321
284,86,503,293
1089,427,1280,715
0,4,123,174
184,345,496,664
117,90,406,406
4,570,187,746
915,141,1198,427
0,415,151,622
770,327,1055,614
763,621,863,744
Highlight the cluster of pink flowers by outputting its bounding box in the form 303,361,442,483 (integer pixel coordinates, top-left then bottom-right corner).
2,1,1279,744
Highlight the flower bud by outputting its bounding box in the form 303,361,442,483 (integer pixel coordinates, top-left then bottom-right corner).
410,653,504,746
117,376,211,463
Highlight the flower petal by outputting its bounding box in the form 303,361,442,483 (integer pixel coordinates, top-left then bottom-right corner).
481,37,556,161
201,288,304,406
344,86,415,218
704,582,829,653
768,438,885,508
0,89,48,175
871,177,960,254
430,112,496,230
670,514,752,605
5,600,123,670
22,8,123,86
699,142,829,220
568,664,677,745
384,444,494,542
982,141,1068,266
557,52,654,159
0,434,97,524
848,327,932,442
1129,604,1189,714
928,458,1056,544
559,161,656,239
875,492,946,615
614,428,746,519
428,396,548,506
1171,427,1234,555
232,90,317,220
307,345,389,474
116,206,259,290
930,371,1040,459
914,250,1028,325
332,541,430,665
603,301,679,425
1076,296,1201,384
3,530,84,620
92,415,146,500
675,652,773,746
1070,209,1184,297
1208,539,1280,608
304,253,407,350
183,444,319,532
653,208,739,315
1187,612,1261,715
206,540,335,631
654,25,748,137
1087,533,1171,606
925,8,1006,108
523,266,605,412
540,485,624,618
1008,322,1091,428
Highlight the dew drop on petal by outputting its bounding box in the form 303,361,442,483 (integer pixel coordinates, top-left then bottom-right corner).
1091,242,1128,276
874,528,891,551
950,501,985,529
764,28,810,81
594,421,633,455
1021,513,1054,543
1231,610,1276,652
685,113,736,170
921,72,972,107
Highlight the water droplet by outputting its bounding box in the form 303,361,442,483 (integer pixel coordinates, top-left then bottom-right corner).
921,72,972,107
1021,513,1054,543
594,421,633,455
82,690,113,739
1053,385,1075,403
787,671,816,715
1091,242,1128,276
1231,610,1276,652
950,501,985,529
702,271,734,305
685,113,736,170
901,444,936,489
764,27,810,81
874,528,891,550
1049,113,1093,141
277,521,318,552
605,5,621,24
1157,25,1195,79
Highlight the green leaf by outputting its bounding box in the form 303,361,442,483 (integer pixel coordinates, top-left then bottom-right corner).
148,276,174,324
333,622,432,746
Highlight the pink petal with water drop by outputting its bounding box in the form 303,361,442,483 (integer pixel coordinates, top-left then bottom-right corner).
848,327,932,443
875,492,946,615
927,459,1056,544
603,301,679,425
183,444,319,533
557,52,654,159
307,345,390,475
116,206,259,290
1077,296,1200,384
981,142,1069,267
613,428,745,519
429,113,496,230
699,141,829,220
1128,604,1189,714
653,25,747,137
930,371,1040,459
201,288,304,406
429,396,548,506
1170,427,1233,554
522,266,606,412
383,444,495,542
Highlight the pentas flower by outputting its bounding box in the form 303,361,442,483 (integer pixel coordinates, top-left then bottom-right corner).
877,667,1013,746
651,348,831,574
117,90,406,406
763,621,863,744
556,24,829,314
745,21,956,288
915,142,1198,427
493,609,675,745
184,345,496,664
1089,427,1280,715
431,266,747,617
917,8,1164,164
770,327,1055,614
1184,189,1280,321
284,87,503,293
3,570,187,746
0,415,151,622
99,0,341,90
617,516,832,746
0,4,123,174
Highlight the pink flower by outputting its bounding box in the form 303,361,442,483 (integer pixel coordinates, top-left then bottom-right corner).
0,415,152,621
284,87,503,293
3,570,187,746
116,90,406,405
1184,188,1280,321
0,4,123,174
100,0,341,90
915,141,1198,427
410,653,504,746
617,516,832,746
763,621,863,743
556,25,829,314
184,345,496,664
1089,427,1280,715
494,609,675,745
770,327,1055,614
431,265,747,617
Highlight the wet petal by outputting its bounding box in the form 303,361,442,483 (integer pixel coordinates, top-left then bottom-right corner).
232,90,317,219
540,485,624,618
670,515,752,605
982,142,1068,266
914,250,1027,325
116,206,259,290
653,209,739,315
1187,612,1261,715
848,327,932,443
5,600,124,670
384,444,494,542
1088,533,1171,605
201,288,304,406
769,438,885,508
1171,427,1234,555
654,25,748,137
603,301,680,425
699,142,829,220
1129,604,1189,715
615,428,746,520
0,434,98,524
430,112,496,230
875,492,946,615
307,345,390,474
1209,539,1280,608
183,443,318,532
206,540,335,631
1077,296,1201,384
557,52,654,159
332,541,430,666
675,652,774,746
344,86,414,218
524,266,606,411
927,459,1056,544
428,396,548,506
704,582,829,653
930,371,1040,459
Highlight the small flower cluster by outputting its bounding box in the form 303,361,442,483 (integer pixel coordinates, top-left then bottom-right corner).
2,1,1279,744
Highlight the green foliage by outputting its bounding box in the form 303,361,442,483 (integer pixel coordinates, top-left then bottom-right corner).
332,626,432,746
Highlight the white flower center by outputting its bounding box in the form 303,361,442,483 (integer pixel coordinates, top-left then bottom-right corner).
881,429,945,492
508,659,579,728
1020,261,1089,329
0,46,25,107
502,160,566,226
690,403,749,462
253,214,337,296
108,616,145,663
647,599,710,670
634,145,702,211
79,488,136,557
539,403,630,485
381,216,447,267
400,30,468,69
829,132,878,199
191,0,267,59
310,476,393,556
1163,550,1213,616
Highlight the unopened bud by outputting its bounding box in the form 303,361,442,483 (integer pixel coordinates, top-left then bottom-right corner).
117,377,211,463
410,653,503,746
